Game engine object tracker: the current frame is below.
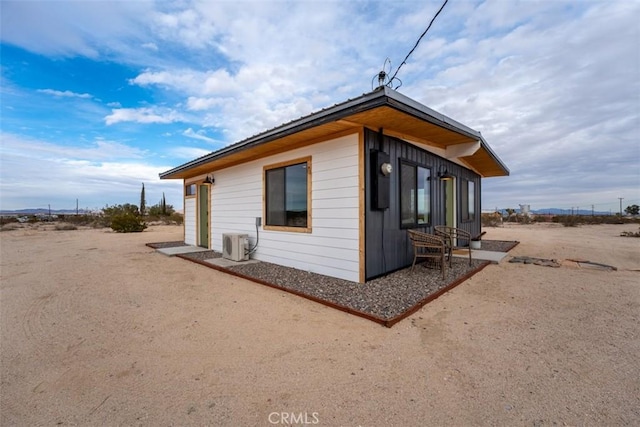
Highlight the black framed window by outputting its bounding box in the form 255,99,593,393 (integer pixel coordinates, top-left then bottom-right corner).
400,160,431,228
185,183,196,197
265,158,310,230
461,179,475,221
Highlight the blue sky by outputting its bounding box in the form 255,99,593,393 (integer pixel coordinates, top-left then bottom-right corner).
1,0,638,213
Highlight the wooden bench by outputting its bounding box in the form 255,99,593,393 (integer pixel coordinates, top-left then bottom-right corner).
407,229,448,279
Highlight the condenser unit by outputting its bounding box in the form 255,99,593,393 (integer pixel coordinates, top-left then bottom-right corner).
222,233,249,262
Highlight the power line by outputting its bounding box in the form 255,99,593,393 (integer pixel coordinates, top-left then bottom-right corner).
389,0,449,84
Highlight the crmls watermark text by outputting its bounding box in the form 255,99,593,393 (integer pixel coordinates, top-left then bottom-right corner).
268,412,320,425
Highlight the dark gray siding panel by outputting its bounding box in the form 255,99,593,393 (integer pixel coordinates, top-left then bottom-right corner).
364,128,481,280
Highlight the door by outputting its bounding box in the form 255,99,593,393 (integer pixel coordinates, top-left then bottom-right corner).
444,177,456,228
198,185,209,248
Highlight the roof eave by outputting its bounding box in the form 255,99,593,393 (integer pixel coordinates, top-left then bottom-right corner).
160,87,509,179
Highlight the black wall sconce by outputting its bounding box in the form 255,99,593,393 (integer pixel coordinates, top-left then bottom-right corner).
203,174,215,184
438,165,453,181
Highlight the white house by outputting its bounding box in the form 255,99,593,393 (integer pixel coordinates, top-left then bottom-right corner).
160,87,509,283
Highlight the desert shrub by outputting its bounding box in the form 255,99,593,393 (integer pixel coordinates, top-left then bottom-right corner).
552,215,640,226
168,212,184,225
110,212,147,233
55,223,78,231
481,213,503,227
1,223,22,231
58,214,103,226
0,217,18,226
147,203,175,217
554,215,580,227
103,203,139,218
620,227,640,238
102,203,147,233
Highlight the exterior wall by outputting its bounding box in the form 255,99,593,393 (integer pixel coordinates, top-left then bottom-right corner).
364,129,481,279
184,197,197,246
210,133,361,282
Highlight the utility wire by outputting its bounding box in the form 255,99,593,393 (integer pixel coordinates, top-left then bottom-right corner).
389,0,449,83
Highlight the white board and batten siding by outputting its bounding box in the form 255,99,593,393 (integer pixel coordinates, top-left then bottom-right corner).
210,133,361,282
184,197,197,246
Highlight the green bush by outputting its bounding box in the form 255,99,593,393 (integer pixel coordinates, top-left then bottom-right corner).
168,212,183,225
110,212,147,233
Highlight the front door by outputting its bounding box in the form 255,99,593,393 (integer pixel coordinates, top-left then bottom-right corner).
444,177,456,228
198,185,209,248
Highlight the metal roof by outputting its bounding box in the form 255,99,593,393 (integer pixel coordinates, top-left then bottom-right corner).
160,86,509,179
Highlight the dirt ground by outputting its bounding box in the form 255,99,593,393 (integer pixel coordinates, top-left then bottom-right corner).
1,222,638,426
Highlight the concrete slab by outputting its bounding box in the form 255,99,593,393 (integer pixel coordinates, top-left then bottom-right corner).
204,258,261,268
452,249,509,264
156,246,212,256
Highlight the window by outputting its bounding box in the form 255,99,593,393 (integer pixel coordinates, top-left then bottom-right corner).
400,161,431,228
185,183,196,197
264,157,311,231
461,179,475,221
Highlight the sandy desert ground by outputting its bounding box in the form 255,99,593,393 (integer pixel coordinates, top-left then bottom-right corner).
1,222,638,426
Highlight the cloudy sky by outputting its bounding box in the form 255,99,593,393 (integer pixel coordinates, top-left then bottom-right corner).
1,0,638,213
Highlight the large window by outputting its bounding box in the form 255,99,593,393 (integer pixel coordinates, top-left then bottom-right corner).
461,179,475,221
264,157,311,231
400,161,431,228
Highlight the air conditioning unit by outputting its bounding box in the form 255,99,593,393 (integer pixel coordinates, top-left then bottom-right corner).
222,233,249,262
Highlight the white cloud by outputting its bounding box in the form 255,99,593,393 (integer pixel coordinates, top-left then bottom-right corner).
166,146,212,160
37,89,92,98
130,69,205,92
0,1,153,59
186,96,222,111
141,42,159,51
182,128,220,144
1,0,639,211
0,133,182,210
1,133,147,162
104,107,184,125
399,0,640,209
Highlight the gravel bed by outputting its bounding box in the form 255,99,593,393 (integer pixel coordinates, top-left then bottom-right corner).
479,239,519,252
176,251,483,320
154,241,513,321
182,250,222,260
175,246,494,321
224,258,485,321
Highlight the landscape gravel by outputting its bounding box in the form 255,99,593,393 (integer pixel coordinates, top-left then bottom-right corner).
181,250,486,320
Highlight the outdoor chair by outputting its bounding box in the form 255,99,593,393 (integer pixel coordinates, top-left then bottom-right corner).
434,225,472,266
407,229,448,279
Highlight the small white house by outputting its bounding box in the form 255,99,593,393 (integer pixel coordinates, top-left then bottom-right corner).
160,87,509,283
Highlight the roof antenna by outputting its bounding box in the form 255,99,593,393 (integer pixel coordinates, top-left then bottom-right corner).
372,58,392,90
372,58,402,91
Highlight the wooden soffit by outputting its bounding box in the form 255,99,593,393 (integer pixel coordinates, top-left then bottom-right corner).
161,91,509,179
